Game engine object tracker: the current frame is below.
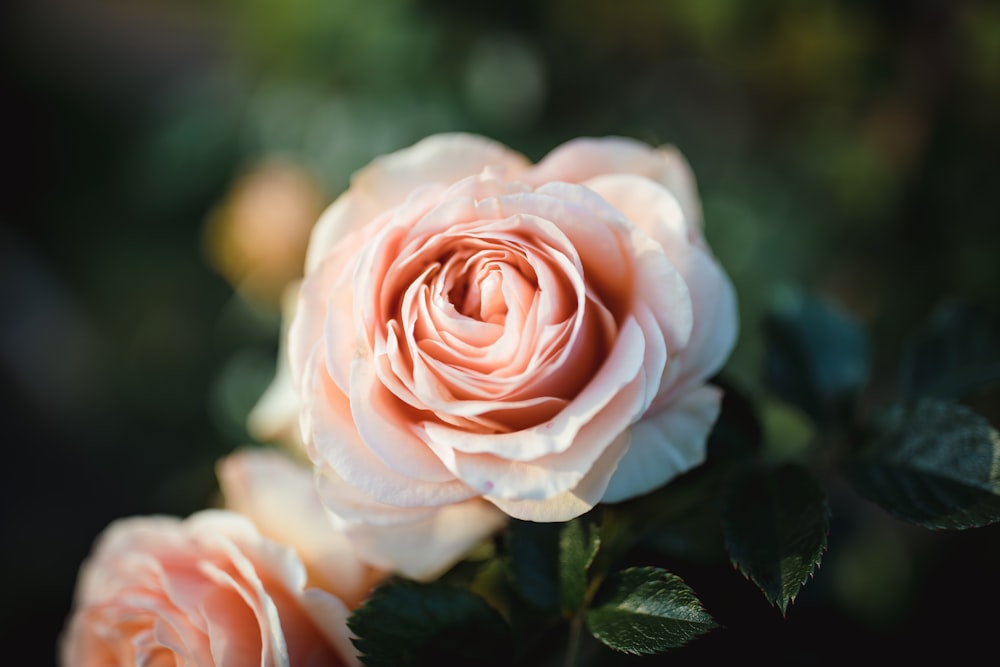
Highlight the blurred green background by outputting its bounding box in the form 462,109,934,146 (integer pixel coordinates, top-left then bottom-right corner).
3,0,999,664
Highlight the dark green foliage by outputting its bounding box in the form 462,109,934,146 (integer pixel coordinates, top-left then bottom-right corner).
901,302,1000,400
707,377,764,465
845,399,1000,529
505,520,562,612
558,518,601,613
348,579,513,667
585,567,717,655
763,290,871,427
722,464,830,614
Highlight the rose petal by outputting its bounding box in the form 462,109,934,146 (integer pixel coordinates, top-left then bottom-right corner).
247,281,307,454
533,181,694,354
602,385,722,503
419,314,647,464
217,448,379,608
525,136,704,233
304,345,479,507
353,134,531,214
314,467,506,581
300,590,359,666
485,430,630,521
305,136,530,272
586,174,738,401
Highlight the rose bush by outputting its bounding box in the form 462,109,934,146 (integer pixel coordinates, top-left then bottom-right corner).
290,133,738,522
60,511,359,667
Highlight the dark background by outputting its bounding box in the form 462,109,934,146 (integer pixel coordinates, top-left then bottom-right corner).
3,0,999,664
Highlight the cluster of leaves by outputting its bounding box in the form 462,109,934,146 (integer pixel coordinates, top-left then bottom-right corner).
347,293,1000,665
349,515,716,666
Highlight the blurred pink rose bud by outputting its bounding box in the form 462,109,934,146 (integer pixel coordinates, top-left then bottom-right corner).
60,511,359,667
204,159,323,305
289,133,738,522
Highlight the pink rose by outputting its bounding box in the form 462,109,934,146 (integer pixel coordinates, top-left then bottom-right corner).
60,511,358,667
246,291,509,580
290,133,737,522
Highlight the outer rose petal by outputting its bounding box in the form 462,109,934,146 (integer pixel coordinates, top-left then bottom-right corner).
60,511,355,667
602,385,723,502
217,448,384,609
315,466,507,581
304,344,479,507
247,281,308,457
524,136,704,233
486,430,630,522
306,134,531,271
584,173,739,402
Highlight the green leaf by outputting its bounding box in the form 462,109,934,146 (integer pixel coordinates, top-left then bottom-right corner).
585,567,716,655
722,464,830,614
901,301,1000,400
349,580,512,667
505,520,560,611
763,288,871,426
844,398,1000,529
558,518,600,613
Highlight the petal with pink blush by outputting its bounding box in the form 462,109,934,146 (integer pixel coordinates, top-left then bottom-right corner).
300,590,358,665
582,174,691,248
602,385,722,503
526,136,704,232
247,282,307,454
304,348,478,507
585,174,738,399
305,192,366,274
338,498,506,582
534,181,695,354
652,254,738,404
350,354,466,483
314,463,442,527
425,344,650,504
354,134,530,209
288,255,344,392
420,314,646,462
486,429,630,522
217,448,379,608
313,467,506,581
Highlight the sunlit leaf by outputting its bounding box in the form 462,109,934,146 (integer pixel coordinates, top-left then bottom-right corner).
585,567,716,655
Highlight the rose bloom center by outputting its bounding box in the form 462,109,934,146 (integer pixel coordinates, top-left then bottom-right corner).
373,223,616,435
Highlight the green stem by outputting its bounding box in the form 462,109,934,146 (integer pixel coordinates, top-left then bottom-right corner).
564,614,583,667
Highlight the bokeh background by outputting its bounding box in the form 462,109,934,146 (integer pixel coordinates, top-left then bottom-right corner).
3,0,1000,664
